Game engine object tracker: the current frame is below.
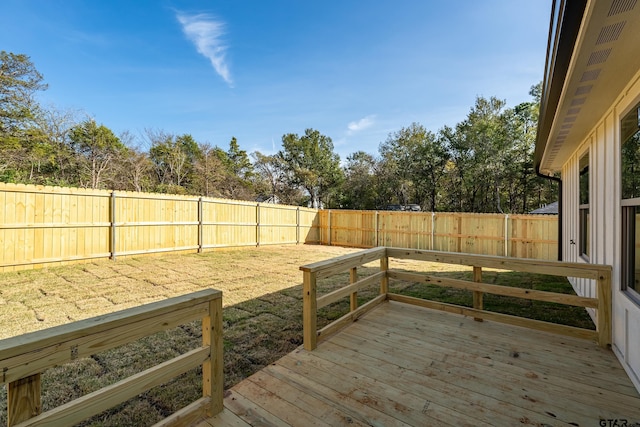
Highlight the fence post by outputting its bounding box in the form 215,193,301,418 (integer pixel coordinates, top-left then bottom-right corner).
202,295,223,416
296,207,300,245
350,267,358,311
256,203,260,247
109,191,116,260
327,210,332,246
431,212,435,250
303,270,318,350
198,197,203,253
504,214,509,257
7,374,41,426
456,214,463,253
375,211,379,247
473,266,483,322
597,269,612,348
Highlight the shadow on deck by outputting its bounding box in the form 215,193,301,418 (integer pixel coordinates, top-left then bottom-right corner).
199,300,640,426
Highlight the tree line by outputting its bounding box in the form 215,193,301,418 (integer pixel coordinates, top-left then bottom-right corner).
1,51,556,213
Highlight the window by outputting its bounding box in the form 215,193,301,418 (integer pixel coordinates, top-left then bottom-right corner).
579,153,590,259
621,102,640,294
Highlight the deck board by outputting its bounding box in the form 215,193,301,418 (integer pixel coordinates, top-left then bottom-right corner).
198,300,640,426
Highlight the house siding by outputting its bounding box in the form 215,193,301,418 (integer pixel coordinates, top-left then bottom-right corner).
561,70,640,391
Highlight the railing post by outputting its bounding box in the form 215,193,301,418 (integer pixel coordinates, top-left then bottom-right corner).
303,270,318,350
350,267,358,311
7,373,41,426
596,269,612,348
380,253,389,295
202,295,224,416
473,266,483,322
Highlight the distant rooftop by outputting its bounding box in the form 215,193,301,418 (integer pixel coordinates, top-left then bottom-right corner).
530,201,559,215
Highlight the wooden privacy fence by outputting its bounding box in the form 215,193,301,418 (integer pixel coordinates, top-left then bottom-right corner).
319,210,559,260
0,183,320,272
300,247,611,351
0,183,563,272
0,289,223,426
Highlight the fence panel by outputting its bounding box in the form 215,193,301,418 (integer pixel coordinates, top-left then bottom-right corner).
327,210,376,248
0,183,560,271
259,204,298,245
378,212,432,249
115,192,200,257
0,184,321,271
0,184,111,271
299,208,321,244
320,209,559,260
203,199,259,248
509,214,558,260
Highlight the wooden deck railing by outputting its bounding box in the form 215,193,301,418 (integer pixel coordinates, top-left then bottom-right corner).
0,289,223,427
300,247,612,351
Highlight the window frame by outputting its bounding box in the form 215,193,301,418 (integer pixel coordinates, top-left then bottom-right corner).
579,152,590,261
621,101,640,300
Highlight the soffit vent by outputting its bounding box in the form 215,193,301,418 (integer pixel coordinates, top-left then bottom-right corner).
587,48,612,66
580,69,601,82
596,21,626,44
575,85,593,95
567,107,581,115
608,0,637,16
571,98,587,106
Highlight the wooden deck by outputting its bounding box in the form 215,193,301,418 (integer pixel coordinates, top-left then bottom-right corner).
198,301,640,426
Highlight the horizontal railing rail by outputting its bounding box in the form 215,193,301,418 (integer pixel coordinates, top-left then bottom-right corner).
300,247,611,351
0,289,223,427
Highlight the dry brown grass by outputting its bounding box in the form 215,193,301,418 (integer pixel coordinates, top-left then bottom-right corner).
0,245,363,426
0,245,593,426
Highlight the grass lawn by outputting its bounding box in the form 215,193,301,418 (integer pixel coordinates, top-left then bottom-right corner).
0,245,594,426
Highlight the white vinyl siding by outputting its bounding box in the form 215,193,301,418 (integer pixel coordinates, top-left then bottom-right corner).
561,69,640,391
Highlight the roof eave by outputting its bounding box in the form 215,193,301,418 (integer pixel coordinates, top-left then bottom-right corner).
534,0,588,176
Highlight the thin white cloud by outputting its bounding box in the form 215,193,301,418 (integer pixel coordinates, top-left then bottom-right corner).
347,115,375,134
176,12,232,86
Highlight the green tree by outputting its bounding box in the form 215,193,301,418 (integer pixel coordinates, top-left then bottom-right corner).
69,119,125,189
342,151,378,210
278,129,343,208
0,51,50,183
0,51,47,143
252,151,304,205
148,131,202,192
30,106,80,186
214,137,256,200
379,123,449,210
440,96,510,213
227,137,253,179
192,143,227,197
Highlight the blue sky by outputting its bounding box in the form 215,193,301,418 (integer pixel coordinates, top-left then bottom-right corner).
1,1,550,160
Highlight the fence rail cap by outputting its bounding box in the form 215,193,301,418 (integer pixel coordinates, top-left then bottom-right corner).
0,288,221,359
